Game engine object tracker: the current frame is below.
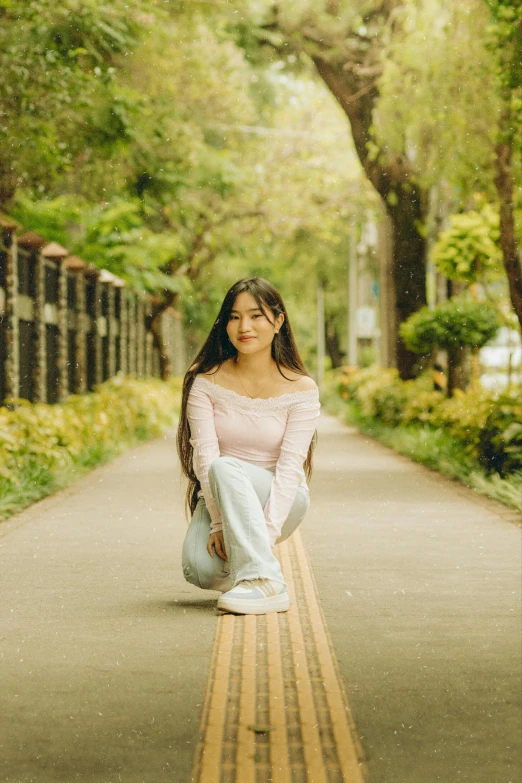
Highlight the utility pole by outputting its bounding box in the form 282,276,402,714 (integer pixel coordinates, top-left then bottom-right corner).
347,224,358,366
316,278,325,393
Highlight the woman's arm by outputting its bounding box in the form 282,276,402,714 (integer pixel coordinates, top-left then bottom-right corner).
186,380,223,534
263,389,320,546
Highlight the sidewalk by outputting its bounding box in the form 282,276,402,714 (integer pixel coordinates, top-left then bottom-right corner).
0,433,213,783
305,415,521,783
0,413,520,783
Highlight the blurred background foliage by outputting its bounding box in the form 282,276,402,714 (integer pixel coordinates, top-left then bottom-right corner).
1,0,521,374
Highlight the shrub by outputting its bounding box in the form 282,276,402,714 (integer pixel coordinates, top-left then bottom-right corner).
431,204,502,284
399,297,500,354
331,365,522,476
0,376,181,516
477,388,522,475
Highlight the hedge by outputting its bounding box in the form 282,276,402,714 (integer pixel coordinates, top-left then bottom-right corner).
0,375,182,520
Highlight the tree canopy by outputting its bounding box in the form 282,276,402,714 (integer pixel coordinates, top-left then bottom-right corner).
1,0,520,376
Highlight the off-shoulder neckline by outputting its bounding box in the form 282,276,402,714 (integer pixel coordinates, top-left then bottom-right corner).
192,375,319,404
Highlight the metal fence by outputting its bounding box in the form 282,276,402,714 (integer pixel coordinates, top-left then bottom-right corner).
0,216,185,406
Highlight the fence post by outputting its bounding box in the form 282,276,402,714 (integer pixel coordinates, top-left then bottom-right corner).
58,253,68,400
111,277,124,375
32,248,47,402
144,299,153,378
66,257,88,394
99,270,125,380
119,288,128,375
83,267,103,390
93,273,103,388
16,232,47,403
107,283,116,378
0,217,21,404
136,297,145,378
128,293,137,375
16,232,44,401
65,256,86,393
42,242,69,403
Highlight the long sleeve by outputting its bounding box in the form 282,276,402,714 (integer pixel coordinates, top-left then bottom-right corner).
263,392,320,545
186,381,223,534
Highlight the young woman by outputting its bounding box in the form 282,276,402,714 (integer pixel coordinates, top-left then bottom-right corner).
177,277,320,615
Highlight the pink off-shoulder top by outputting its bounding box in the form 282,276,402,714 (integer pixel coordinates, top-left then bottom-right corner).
186,375,321,545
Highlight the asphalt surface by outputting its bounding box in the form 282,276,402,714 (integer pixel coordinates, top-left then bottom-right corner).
1,413,520,783
0,435,214,783
307,416,522,783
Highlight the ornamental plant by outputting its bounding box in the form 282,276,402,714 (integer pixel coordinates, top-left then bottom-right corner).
432,204,503,284
399,297,500,353
400,298,501,396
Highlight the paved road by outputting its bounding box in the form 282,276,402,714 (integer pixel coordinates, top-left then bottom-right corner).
0,435,213,783
1,413,520,783
308,416,521,783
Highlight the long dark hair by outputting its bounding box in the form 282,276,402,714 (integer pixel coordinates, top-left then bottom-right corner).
176,277,317,521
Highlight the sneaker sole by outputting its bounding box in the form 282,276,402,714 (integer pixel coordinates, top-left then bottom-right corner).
217,592,290,615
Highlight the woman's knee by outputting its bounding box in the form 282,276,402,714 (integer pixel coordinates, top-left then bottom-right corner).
276,489,310,544
208,456,241,495
182,544,218,590
181,531,203,588
182,500,213,589
208,455,238,480
182,526,230,590
185,556,230,591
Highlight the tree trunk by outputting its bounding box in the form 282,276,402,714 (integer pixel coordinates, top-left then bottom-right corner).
494,123,522,334
386,182,428,378
446,345,470,397
325,318,344,368
311,57,427,380
0,158,16,214
146,291,180,381
150,316,171,381
446,279,470,396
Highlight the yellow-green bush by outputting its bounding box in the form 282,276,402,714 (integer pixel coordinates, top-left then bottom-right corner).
333,366,522,475
0,375,182,497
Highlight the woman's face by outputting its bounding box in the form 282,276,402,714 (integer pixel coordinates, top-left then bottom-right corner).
226,291,283,357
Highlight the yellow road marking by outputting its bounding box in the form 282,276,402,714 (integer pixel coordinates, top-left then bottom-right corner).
198,613,234,783
193,534,366,782
266,611,291,782
292,531,366,781
236,614,256,783
280,541,329,783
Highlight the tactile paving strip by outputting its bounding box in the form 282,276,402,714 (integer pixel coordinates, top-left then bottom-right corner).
192,531,367,783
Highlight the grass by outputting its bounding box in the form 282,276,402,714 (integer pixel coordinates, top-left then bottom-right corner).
322,391,522,514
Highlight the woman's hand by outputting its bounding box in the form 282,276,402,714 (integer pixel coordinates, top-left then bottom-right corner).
207,531,228,561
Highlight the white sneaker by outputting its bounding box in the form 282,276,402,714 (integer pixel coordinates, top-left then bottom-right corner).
217,579,290,615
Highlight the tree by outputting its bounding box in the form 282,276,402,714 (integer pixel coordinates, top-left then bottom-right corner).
169,69,375,372
485,0,522,333
239,0,429,379
6,3,273,377
374,0,522,332
0,0,142,208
